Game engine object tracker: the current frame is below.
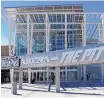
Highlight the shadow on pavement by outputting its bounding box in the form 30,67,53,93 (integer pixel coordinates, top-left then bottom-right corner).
60,91,104,96
22,88,104,96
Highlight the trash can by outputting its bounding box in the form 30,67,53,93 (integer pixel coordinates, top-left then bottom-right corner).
11,82,17,94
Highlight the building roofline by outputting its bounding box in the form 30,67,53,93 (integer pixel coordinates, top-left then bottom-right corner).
4,4,83,9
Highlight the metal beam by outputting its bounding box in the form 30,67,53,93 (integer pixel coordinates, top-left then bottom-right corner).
6,12,104,15
27,14,30,55
46,14,49,52
65,14,67,49
30,24,33,55
8,14,11,56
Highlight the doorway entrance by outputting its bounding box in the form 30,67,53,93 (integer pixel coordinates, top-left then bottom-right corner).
67,69,78,81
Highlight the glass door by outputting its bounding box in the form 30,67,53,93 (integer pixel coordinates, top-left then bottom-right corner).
69,71,77,81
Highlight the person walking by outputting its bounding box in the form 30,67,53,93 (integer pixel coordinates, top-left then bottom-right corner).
51,74,55,84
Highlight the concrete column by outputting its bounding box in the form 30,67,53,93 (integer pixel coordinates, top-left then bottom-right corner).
80,65,83,80
55,66,60,93
10,68,14,84
101,64,104,83
11,82,17,94
65,67,67,83
19,68,23,89
83,65,86,82
28,68,31,83
47,67,49,83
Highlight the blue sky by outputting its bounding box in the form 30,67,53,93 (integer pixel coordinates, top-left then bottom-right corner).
1,1,104,45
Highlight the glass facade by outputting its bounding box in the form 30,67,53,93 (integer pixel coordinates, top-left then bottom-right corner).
16,25,27,55
15,9,84,55
32,32,46,53
50,31,65,51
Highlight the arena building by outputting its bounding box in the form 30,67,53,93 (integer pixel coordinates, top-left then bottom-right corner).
1,4,104,92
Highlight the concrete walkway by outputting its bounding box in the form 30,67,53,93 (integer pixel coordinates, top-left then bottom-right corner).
1,82,104,98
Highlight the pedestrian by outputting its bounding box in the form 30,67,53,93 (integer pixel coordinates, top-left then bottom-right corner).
51,74,55,84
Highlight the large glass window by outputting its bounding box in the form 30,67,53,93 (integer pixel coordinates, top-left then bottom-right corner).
50,31,65,51
16,25,27,56
32,32,46,53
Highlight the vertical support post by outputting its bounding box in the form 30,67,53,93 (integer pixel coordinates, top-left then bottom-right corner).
101,64,104,83
83,65,86,82
65,14,67,49
46,14,49,52
8,14,11,56
43,71,45,83
30,24,33,55
80,65,83,80
27,14,30,55
19,68,23,89
28,68,31,84
47,67,49,83
13,24,16,55
65,67,67,83
82,14,87,82
82,13,86,46
10,68,14,84
55,66,60,93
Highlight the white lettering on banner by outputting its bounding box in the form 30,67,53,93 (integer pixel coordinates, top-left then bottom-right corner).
72,50,83,63
19,46,104,66
64,51,75,64
21,56,50,65
60,52,68,64
81,49,93,62
94,47,104,60
88,48,97,61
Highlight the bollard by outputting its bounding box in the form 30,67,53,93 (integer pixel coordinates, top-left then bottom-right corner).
11,82,17,94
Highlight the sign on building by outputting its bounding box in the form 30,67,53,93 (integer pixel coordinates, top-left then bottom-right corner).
1,57,19,69
1,44,104,68
20,44,104,68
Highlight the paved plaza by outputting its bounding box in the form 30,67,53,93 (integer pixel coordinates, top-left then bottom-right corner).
1,82,104,98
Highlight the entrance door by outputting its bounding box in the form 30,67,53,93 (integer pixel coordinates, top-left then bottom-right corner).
23,72,28,83
49,71,55,81
67,70,77,81
60,71,65,81
1,70,10,83
69,71,77,81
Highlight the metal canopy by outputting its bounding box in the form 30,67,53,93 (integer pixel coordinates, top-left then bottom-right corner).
5,5,83,13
